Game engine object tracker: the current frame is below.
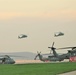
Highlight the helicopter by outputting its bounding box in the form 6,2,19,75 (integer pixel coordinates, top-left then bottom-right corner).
35,42,76,62
54,32,64,37
18,34,27,39
34,51,65,62
48,42,76,61
0,55,15,64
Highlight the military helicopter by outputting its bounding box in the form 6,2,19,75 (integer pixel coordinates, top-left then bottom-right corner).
34,51,65,62
18,34,27,39
48,42,76,61
54,32,64,37
0,55,15,64
35,42,76,62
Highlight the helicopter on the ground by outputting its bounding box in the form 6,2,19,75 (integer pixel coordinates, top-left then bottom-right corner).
34,51,65,62
18,34,27,39
0,55,15,64
48,42,76,61
35,42,76,62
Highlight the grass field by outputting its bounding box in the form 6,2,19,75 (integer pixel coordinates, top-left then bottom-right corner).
0,62,76,75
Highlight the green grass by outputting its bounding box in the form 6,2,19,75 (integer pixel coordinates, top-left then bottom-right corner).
0,62,76,75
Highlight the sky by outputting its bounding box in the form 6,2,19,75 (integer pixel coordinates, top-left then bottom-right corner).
0,0,76,53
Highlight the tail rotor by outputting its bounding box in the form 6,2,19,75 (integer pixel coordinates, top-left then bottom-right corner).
34,51,41,60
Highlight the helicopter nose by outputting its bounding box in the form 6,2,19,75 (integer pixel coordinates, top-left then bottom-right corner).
11,60,15,64
10,59,15,64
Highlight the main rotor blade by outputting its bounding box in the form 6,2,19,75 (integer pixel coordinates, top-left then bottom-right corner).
56,47,76,50
52,42,55,47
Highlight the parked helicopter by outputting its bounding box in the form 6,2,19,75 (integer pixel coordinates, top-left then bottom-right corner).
0,55,15,64
18,34,27,39
48,42,76,61
34,51,65,62
35,42,76,62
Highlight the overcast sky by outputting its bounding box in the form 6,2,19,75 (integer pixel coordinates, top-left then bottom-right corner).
0,0,76,53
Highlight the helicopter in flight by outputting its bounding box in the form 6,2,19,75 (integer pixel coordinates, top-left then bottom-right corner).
35,42,76,62
0,55,15,64
54,32,64,37
18,34,27,39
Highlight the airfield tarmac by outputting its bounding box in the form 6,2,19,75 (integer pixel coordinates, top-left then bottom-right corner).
15,59,69,64
15,60,43,64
